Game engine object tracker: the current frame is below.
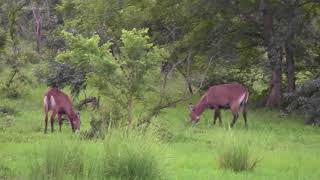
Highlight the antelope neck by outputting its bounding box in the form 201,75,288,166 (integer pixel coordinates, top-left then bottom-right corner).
193,98,208,116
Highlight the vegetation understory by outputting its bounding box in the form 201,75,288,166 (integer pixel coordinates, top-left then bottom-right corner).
1,86,320,180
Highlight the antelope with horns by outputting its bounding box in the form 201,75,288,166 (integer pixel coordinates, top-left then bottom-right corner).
189,83,249,128
43,87,80,133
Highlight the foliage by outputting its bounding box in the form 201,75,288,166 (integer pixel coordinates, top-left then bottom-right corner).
283,77,320,125
0,105,15,115
88,28,167,96
82,104,126,139
0,84,21,98
49,31,117,96
0,28,6,53
202,61,268,93
1,0,320,178
48,62,85,97
0,0,320,107
0,1,39,97
57,28,168,123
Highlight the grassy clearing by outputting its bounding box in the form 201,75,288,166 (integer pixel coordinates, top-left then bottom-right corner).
1,86,320,179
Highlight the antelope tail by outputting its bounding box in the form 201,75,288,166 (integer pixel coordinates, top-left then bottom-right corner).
44,95,56,112
245,91,249,103
44,96,50,113
239,91,249,112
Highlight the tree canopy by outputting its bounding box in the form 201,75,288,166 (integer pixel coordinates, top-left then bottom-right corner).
0,0,319,123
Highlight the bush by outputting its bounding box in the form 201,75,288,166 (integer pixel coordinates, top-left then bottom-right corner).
102,128,170,180
81,105,126,139
28,136,86,180
0,85,21,99
217,133,259,172
0,105,15,115
283,77,320,125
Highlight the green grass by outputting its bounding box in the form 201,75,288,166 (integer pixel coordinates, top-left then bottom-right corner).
27,135,86,180
217,133,260,172
1,85,320,180
101,128,170,180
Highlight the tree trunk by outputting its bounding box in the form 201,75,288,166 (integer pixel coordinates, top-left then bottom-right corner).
261,0,283,107
265,43,283,107
32,4,42,53
187,80,193,94
285,42,295,93
186,49,193,94
179,71,194,95
261,0,272,46
266,63,282,107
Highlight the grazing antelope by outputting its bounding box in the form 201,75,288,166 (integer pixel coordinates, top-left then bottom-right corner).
43,87,80,133
189,83,249,128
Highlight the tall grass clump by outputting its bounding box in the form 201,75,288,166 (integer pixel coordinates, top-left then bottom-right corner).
217,132,260,172
28,136,86,180
102,128,170,180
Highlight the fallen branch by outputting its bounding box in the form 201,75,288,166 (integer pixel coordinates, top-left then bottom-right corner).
162,58,185,89
5,69,18,88
138,97,189,126
76,96,99,110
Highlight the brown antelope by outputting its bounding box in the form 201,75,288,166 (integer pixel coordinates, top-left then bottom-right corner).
189,83,249,128
43,87,80,133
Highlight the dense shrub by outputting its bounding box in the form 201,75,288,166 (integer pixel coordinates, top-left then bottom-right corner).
0,84,21,99
33,61,86,97
0,106,15,115
81,104,126,139
283,77,320,125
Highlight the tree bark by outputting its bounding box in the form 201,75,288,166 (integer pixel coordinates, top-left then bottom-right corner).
265,42,283,107
266,62,282,106
261,0,283,107
285,42,295,93
186,49,193,94
32,4,42,53
261,0,273,46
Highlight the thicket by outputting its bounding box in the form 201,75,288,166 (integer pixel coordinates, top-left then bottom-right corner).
283,77,320,125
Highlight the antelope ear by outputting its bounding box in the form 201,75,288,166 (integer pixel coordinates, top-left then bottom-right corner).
76,111,80,118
